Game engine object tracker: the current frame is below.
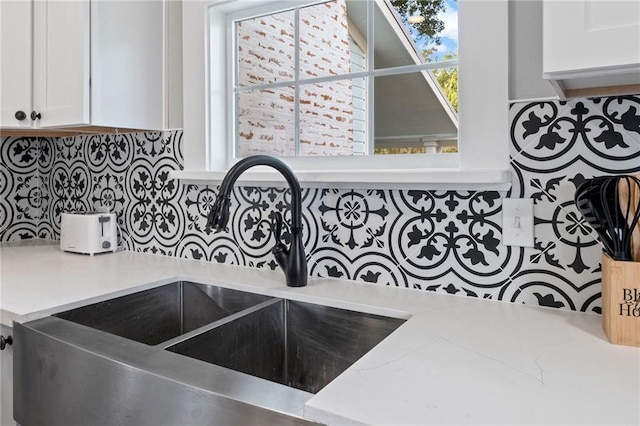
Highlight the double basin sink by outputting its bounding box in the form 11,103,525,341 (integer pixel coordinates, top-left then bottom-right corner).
15,281,406,425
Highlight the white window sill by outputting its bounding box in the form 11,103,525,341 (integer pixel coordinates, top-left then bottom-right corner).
169,169,512,191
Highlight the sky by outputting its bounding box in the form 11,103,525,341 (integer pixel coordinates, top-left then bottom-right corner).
438,0,458,57
416,0,458,62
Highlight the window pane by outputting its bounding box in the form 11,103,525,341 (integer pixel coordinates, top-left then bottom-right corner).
374,0,416,69
374,0,458,69
299,78,366,156
433,63,458,112
236,10,295,87
299,0,352,80
236,87,295,157
374,72,457,154
345,0,368,71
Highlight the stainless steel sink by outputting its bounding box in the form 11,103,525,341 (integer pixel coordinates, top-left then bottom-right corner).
55,281,272,345
167,299,406,394
15,281,407,425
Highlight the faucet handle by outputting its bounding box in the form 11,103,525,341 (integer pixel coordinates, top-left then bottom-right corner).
272,211,284,242
207,196,231,231
271,212,288,270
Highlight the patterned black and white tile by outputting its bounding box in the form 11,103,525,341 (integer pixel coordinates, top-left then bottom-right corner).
0,136,53,241
2,94,639,313
508,96,640,312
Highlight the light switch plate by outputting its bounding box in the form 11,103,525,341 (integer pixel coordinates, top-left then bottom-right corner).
502,198,534,247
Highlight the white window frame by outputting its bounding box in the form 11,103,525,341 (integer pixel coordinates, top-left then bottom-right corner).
177,0,510,190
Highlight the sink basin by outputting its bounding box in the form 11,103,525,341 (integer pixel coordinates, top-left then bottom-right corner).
17,282,406,424
55,281,273,345
167,299,406,394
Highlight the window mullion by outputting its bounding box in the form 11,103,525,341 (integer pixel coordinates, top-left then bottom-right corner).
228,13,237,164
366,0,374,155
234,60,458,94
294,7,301,157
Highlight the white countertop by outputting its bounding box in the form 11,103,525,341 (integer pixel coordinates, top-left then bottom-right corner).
1,240,639,425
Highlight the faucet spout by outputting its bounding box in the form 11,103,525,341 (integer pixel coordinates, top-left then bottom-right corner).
206,155,307,287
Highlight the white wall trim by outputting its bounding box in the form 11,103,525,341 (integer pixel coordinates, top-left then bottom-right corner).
170,168,511,191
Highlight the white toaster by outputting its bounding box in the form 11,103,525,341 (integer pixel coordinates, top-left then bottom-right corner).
60,212,118,255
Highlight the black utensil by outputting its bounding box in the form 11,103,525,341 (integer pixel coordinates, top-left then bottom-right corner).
575,175,640,261
598,176,629,260
575,178,617,257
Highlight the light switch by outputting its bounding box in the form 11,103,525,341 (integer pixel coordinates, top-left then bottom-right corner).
502,198,534,247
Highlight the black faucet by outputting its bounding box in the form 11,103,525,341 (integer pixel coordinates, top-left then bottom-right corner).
206,155,308,287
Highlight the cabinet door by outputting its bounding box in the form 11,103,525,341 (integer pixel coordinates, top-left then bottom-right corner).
543,0,640,77
1,325,14,426
91,0,165,129
0,1,32,128
33,0,90,127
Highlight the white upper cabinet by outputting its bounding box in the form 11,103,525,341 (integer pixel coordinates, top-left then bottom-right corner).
0,1,33,129
0,0,182,130
33,1,91,128
543,0,640,98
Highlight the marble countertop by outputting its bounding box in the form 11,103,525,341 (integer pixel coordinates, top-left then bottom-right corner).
1,240,639,425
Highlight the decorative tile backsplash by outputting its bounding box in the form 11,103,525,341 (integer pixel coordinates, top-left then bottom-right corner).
1,95,639,313
0,136,53,240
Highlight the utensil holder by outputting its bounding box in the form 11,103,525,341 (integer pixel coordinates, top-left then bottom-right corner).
601,254,640,347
